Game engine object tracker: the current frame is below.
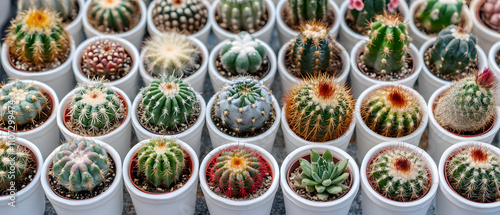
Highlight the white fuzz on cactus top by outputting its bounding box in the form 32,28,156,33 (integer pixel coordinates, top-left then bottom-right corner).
227,33,260,56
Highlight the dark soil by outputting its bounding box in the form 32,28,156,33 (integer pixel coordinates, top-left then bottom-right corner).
62,1,79,25
0,91,53,132
138,100,201,135
215,7,268,34
0,145,37,196
289,166,350,202
10,41,71,72
87,0,142,34
358,52,414,81
215,55,270,81
281,3,336,31
143,52,202,79
496,50,500,67
208,173,273,201
80,49,133,82
211,104,276,138
284,45,343,79
424,48,478,81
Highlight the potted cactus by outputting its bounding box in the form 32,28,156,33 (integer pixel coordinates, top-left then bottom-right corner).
208,31,276,91
131,76,206,155
471,0,500,53
199,142,279,215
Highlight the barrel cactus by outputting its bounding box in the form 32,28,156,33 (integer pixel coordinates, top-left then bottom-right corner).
220,32,267,75
82,39,131,81
0,139,31,188
0,81,48,126
217,0,266,33
481,0,500,30
417,0,463,33
287,0,328,27
88,0,140,33
347,0,399,33
152,0,208,34
18,0,76,22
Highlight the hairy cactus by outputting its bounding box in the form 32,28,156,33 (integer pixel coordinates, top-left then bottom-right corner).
446,145,500,203
214,77,273,133
0,81,48,126
0,139,31,188
18,0,76,22
361,85,423,137
347,0,399,33
217,0,266,33
82,39,130,80
287,0,328,26
367,145,431,202
284,75,354,142
220,32,267,75
481,0,500,29
88,0,139,32
417,0,463,33
52,139,109,192
137,137,185,188
152,0,208,34
434,69,497,134
293,149,350,200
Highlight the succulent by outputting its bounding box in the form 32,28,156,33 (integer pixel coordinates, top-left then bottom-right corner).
293,149,350,200
217,0,266,33
88,0,139,32
0,139,31,188
481,0,500,30
17,0,76,22
347,0,399,33
82,39,130,80
220,32,267,75
137,137,185,188
361,85,423,138
434,69,497,134
52,139,109,192
417,0,463,33
214,77,273,133
0,81,48,126
152,0,208,34
367,145,431,202
446,145,500,203
283,75,354,142
287,0,328,27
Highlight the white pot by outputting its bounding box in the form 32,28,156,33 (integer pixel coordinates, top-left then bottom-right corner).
66,0,85,45
0,0,10,29
57,86,132,160
208,38,277,92
82,0,147,50
280,145,360,215
146,0,212,44
275,0,341,46
123,138,199,215
350,41,422,98
206,93,281,153
338,0,410,53
209,0,276,43
487,41,500,103
354,83,429,164
131,93,206,156
471,0,500,53
277,41,350,93
1,39,76,101
360,142,439,215
427,85,500,163
139,36,208,93
199,142,280,215
0,138,45,215
41,139,123,215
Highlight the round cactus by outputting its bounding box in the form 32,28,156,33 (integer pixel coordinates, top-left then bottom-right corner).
18,0,76,22
82,39,131,81
220,32,267,75
417,0,463,33
217,0,266,33
287,0,328,27
481,0,500,30
88,0,140,33
0,81,48,126
347,0,399,33
0,139,31,188
152,0,208,34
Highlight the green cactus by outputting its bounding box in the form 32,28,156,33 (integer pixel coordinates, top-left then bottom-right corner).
88,0,139,32
82,39,131,81
152,0,208,34
0,139,31,188
417,0,463,33
220,32,267,75
17,0,76,22
287,0,328,26
0,81,48,126
347,0,398,33
52,139,109,192
217,0,266,33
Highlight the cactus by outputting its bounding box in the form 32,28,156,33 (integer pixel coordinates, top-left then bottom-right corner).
152,0,208,34
287,0,328,26
434,69,497,134
137,137,185,188
347,0,399,33
220,32,267,75
361,85,423,137
293,149,350,200
52,139,109,192
0,139,31,188
214,77,273,133
481,0,500,30
417,0,463,33
283,75,354,142
88,0,139,32
446,145,500,203
360,14,410,75
367,145,431,202
0,81,48,126
17,0,76,22
217,0,266,33
82,39,130,80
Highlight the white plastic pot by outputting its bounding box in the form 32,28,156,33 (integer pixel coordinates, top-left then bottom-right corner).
41,139,123,215
360,142,439,215
66,0,85,45
487,40,500,103
206,93,281,153
471,0,500,53
199,142,280,215
123,138,199,215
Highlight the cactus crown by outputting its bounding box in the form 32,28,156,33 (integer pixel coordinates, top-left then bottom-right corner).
88,0,140,33
0,139,31,188
220,32,267,75
217,0,267,33
153,0,208,34
481,0,500,30
0,81,48,127
18,0,76,22
82,39,131,81
286,0,328,27
347,0,400,34
416,0,463,33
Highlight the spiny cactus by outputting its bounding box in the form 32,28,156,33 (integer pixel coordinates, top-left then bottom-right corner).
52,139,109,192
434,69,497,134
347,0,399,33
217,0,266,33
152,0,208,34
214,77,273,133
367,145,431,202
417,0,463,33
284,75,354,142
361,85,423,137
88,0,139,32
293,149,350,200
82,39,131,81
481,0,500,30
0,81,48,126
446,145,500,203
220,32,267,75
137,138,185,188
287,0,328,27
17,0,76,22
0,139,31,188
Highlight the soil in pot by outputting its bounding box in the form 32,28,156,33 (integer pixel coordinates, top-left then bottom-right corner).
0,143,38,196
496,50,500,66
79,40,133,81
358,51,414,81
87,0,142,34
424,48,479,81
215,55,270,80
210,105,276,138
284,44,344,79
281,2,336,31
137,100,201,135
215,5,269,34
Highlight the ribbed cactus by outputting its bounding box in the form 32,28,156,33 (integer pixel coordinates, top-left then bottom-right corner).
347,0,399,33
367,145,431,202
214,77,273,133
0,139,30,188
217,0,266,33
293,149,350,200
82,39,130,80
361,85,423,137
284,75,354,142
52,139,109,192
287,0,328,26
88,0,139,32
18,0,76,22
446,145,500,203
481,0,500,29
137,138,185,188
220,32,267,75
0,81,48,125
417,0,463,33
434,69,497,134
152,0,208,34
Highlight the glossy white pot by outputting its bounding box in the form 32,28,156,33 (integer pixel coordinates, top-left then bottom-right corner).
471,0,500,53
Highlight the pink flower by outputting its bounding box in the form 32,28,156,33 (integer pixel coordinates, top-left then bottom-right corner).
388,0,399,12
476,68,497,89
388,3,395,12
349,0,364,11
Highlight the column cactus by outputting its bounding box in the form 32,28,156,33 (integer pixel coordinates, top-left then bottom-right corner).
17,0,76,22
88,0,139,32
152,0,208,34
417,0,463,33
481,0,500,30
217,0,266,33
287,0,328,26
0,81,48,126
82,39,131,80
220,32,267,75
347,0,399,33
0,139,31,188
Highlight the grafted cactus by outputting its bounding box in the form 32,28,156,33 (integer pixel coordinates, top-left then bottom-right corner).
17,0,76,22
0,139,31,188
217,0,266,33
417,0,463,33
0,81,47,125
220,32,267,75
287,0,328,26
347,0,399,33
88,0,139,32
481,0,500,29
82,39,130,80
152,0,208,34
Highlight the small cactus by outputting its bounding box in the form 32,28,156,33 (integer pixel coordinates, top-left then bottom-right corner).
361,85,423,138
347,0,399,33
82,39,131,81
0,81,48,126
417,0,463,33
0,139,31,188
88,0,140,33
220,32,267,75
152,0,208,34
287,0,328,26
481,0,500,30
52,139,109,192
217,0,266,33
18,0,76,22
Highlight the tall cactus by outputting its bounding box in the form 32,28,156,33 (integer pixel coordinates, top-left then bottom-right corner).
347,0,399,33
82,39,131,80
287,0,328,26
217,0,266,33
481,0,500,30
417,0,463,33
220,32,267,75
0,139,31,188
17,0,76,22
152,0,208,34
88,0,139,32
0,81,48,126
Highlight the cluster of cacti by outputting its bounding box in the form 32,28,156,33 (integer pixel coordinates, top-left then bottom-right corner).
0,139,30,188
82,39,130,80
220,32,267,75
347,0,399,33
284,75,354,142
137,138,185,188
446,145,500,203
367,145,431,202
361,85,423,137
0,81,48,126
360,14,410,75
52,139,109,192
17,0,76,22
286,0,328,27
416,0,463,33
481,0,500,29
152,0,208,34
293,149,350,200
88,0,139,32
434,69,497,134
214,77,273,133
427,25,478,81
217,0,266,33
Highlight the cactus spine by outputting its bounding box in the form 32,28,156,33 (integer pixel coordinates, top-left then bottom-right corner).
287,0,328,26
88,0,139,32
417,0,463,33
220,32,267,75
217,0,266,33
152,0,208,34
18,0,76,22
347,0,399,33
0,139,31,188
82,39,130,80
0,81,48,126
481,0,500,30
